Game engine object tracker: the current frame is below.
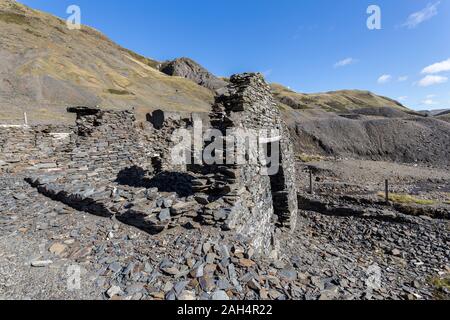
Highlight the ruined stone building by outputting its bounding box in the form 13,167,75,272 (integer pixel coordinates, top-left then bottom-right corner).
0,73,298,254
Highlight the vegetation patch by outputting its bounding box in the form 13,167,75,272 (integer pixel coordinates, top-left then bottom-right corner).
444,193,450,204
25,28,42,37
276,102,290,112
0,12,30,26
429,276,450,299
437,114,450,123
378,192,435,205
298,153,325,163
107,89,134,95
54,25,67,34
121,49,159,70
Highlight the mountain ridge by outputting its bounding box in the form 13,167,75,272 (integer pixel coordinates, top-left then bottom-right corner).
0,0,417,125
270,83,411,114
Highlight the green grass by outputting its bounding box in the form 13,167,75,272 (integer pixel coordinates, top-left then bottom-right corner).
437,114,450,123
107,89,133,95
298,153,325,163
270,83,410,113
0,12,30,25
24,28,41,37
444,193,450,204
378,192,436,205
120,48,160,70
430,276,450,300
54,25,67,34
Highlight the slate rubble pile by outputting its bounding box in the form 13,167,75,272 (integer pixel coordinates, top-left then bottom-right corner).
0,173,448,300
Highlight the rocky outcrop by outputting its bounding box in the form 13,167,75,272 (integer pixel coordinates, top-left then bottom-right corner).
160,57,228,91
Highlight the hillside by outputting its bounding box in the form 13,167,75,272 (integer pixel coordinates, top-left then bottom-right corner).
0,0,418,126
418,109,450,117
437,113,450,123
270,83,410,114
291,114,450,166
273,86,450,166
264,84,450,167
2,1,450,166
0,0,213,124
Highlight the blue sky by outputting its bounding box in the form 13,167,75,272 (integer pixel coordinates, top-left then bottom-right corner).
20,0,450,110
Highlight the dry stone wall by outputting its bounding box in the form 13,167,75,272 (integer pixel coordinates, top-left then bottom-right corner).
0,125,74,172
66,107,151,180
144,109,211,173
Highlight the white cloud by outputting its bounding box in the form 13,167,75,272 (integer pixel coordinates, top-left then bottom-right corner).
334,58,356,68
377,74,392,84
402,2,440,29
262,69,273,77
418,75,448,87
422,58,450,74
426,94,436,98
397,96,408,101
421,99,437,105
398,76,408,82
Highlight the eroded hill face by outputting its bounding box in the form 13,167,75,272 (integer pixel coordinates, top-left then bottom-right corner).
291,115,450,166
0,0,214,124
268,84,450,167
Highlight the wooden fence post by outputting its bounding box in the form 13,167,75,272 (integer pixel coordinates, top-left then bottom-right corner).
309,170,314,195
385,179,389,204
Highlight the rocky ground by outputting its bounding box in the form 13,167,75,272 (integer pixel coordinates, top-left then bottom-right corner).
1,160,448,300
298,159,450,207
